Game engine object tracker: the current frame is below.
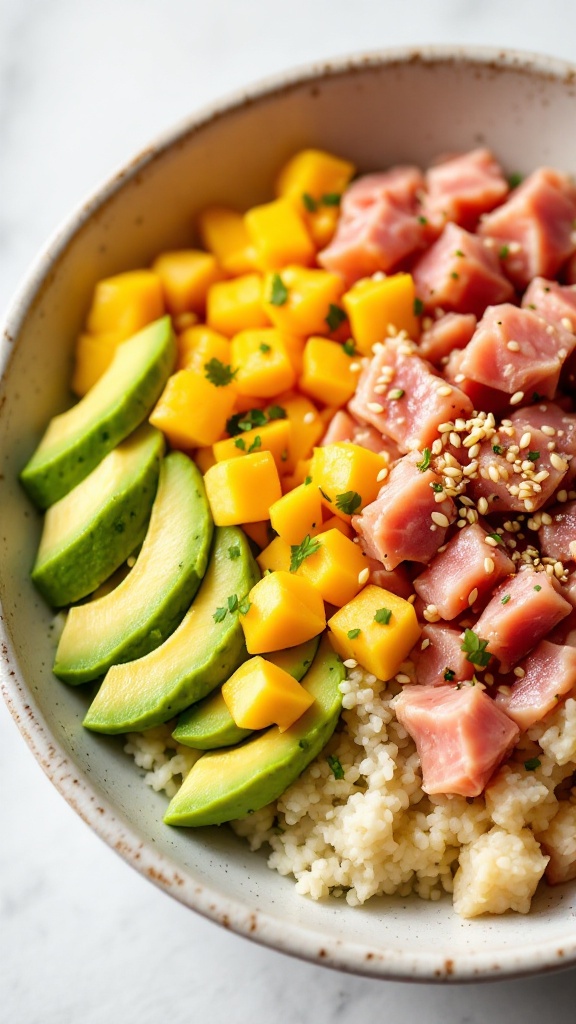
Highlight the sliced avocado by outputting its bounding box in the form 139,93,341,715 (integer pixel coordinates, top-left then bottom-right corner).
164,635,344,827
31,423,164,608
21,316,176,508
54,452,214,683
172,636,320,749
83,526,260,734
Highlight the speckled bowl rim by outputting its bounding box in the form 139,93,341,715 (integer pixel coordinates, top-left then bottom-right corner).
3,44,576,984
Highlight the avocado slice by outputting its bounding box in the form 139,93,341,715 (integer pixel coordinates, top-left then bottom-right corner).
163,635,344,827
83,525,260,733
54,452,214,683
172,636,320,749
31,423,164,608
21,315,176,508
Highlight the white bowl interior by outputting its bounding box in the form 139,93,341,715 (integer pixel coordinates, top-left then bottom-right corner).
3,49,576,981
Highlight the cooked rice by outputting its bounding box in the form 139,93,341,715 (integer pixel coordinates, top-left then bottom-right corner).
124,665,576,917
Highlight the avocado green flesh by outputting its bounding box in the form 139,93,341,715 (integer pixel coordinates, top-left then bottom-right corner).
172,636,320,749
54,452,214,684
31,424,164,608
83,526,260,734
20,316,176,509
164,636,344,827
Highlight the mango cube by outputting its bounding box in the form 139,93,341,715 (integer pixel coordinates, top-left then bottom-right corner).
299,337,360,407
71,330,126,396
262,266,344,336
206,273,270,337
149,369,236,448
241,520,275,550
343,273,420,355
269,481,322,545
203,451,282,525
256,536,291,574
194,445,217,474
222,656,314,732
311,514,353,539
231,328,296,398
198,206,257,276
276,148,355,202
296,528,367,607
241,570,326,652
86,270,165,337
279,394,324,471
213,418,292,472
245,198,315,271
311,442,387,520
176,325,231,373
151,250,223,315
328,584,421,680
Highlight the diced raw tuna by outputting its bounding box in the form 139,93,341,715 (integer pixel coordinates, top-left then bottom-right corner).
320,409,402,463
412,222,514,317
348,339,473,452
413,523,515,620
318,168,427,284
494,640,576,730
352,450,456,570
394,684,520,797
320,409,356,446
469,422,569,514
510,401,576,458
367,557,414,599
478,168,576,289
562,570,576,610
548,607,576,646
539,501,576,564
411,624,473,686
422,148,509,231
473,568,572,671
418,312,477,366
443,348,512,417
522,276,576,331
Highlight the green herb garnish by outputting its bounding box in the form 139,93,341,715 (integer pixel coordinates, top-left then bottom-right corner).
213,606,227,623
325,303,347,332
228,545,241,560
248,435,262,453
322,192,341,206
508,172,523,189
534,584,542,592
347,628,361,639
499,244,510,260
416,448,432,472
238,598,251,615
204,358,238,387
444,668,455,681
431,482,443,493
527,451,540,462
335,490,362,516
290,534,321,573
413,297,424,316
343,339,356,356
374,607,392,625
327,754,345,779
302,192,317,212
492,444,503,455
461,628,492,668
319,487,332,503
488,533,504,545
267,404,287,420
304,475,313,486
260,342,271,353
501,594,511,605
269,273,289,306
234,437,246,451
524,757,541,771
227,594,239,613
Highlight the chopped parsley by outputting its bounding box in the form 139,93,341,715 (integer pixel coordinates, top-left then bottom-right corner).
499,244,510,260
319,487,332,503
413,297,424,316
302,192,317,212
259,342,271,353
228,545,241,560
444,668,455,682
492,444,503,455
527,450,540,462
234,437,246,451
454,249,465,257
417,215,428,225
280,448,288,462
204,358,237,387
213,606,228,623
343,338,356,356
501,594,511,605
335,490,362,516
532,391,543,402
322,192,341,206
304,475,313,486
227,594,239,613
347,628,361,640
247,435,262,453
325,303,347,332
267,404,287,421
327,754,345,779
508,172,523,189
290,534,321,573
238,598,251,615
524,757,541,771
226,406,284,436
416,448,432,472
461,628,492,668
487,532,504,545
534,584,542,592
431,482,443,493
269,273,289,306
450,271,459,280
374,607,392,625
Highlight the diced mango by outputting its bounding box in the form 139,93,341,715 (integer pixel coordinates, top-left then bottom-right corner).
269,482,323,545
151,250,224,316
277,331,305,376
299,337,360,407
262,266,344,336
241,570,326,653
305,205,340,248
222,656,314,732
203,451,282,525
213,418,292,472
328,585,421,680
310,442,387,520
172,311,199,334
198,206,257,276
245,198,315,271
343,273,420,355
231,328,296,398
176,325,231,373
242,520,275,550
206,273,269,337
278,394,324,472
275,148,355,214
311,514,353,539
256,536,291,574
281,458,312,493
194,446,217,474
71,330,126,396
296,528,368,607
86,270,165,337
149,369,236,449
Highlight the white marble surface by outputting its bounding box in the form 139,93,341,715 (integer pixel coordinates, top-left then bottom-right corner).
4,1,576,1020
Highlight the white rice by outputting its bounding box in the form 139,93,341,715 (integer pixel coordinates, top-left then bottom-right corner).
124,665,576,917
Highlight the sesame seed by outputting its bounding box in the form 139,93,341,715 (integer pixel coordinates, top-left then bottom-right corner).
396,673,412,684
457,519,467,528
349,362,361,372
524,499,535,511
510,391,525,405
423,604,440,622
485,673,495,686
387,388,404,401
437,385,453,397
407,594,416,604
367,401,384,413
431,511,450,528
477,497,489,515
513,666,526,679
421,638,431,650
519,432,531,449
460,495,474,507
484,557,495,574
376,467,389,482
507,340,520,352
303,411,316,424
343,659,358,669
432,439,443,455
357,567,370,585
468,588,479,606
488,464,500,483
562,317,573,330
454,373,466,384
485,536,499,547
434,490,447,503
550,452,568,472
541,512,553,525
468,443,481,459
541,425,556,436
373,383,387,394
558,489,569,503
449,432,462,447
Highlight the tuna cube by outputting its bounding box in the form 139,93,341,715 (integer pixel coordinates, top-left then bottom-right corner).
412,222,514,317
319,409,356,447
539,501,576,564
444,348,512,418
318,167,427,284
478,168,576,289
352,450,456,570
510,401,576,459
348,339,473,453
422,148,509,231
469,421,569,514
413,523,515,620
418,311,477,367
320,409,402,462
473,568,572,671
494,640,576,730
459,304,574,400
522,276,576,331
412,624,474,686
394,684,520,797
367,557,414,599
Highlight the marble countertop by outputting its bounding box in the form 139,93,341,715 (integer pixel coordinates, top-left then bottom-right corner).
3,1,576,1020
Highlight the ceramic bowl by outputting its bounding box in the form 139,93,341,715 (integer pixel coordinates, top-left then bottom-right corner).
3,46,576,983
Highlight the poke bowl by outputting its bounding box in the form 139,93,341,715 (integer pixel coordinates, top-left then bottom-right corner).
3,46,576,982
